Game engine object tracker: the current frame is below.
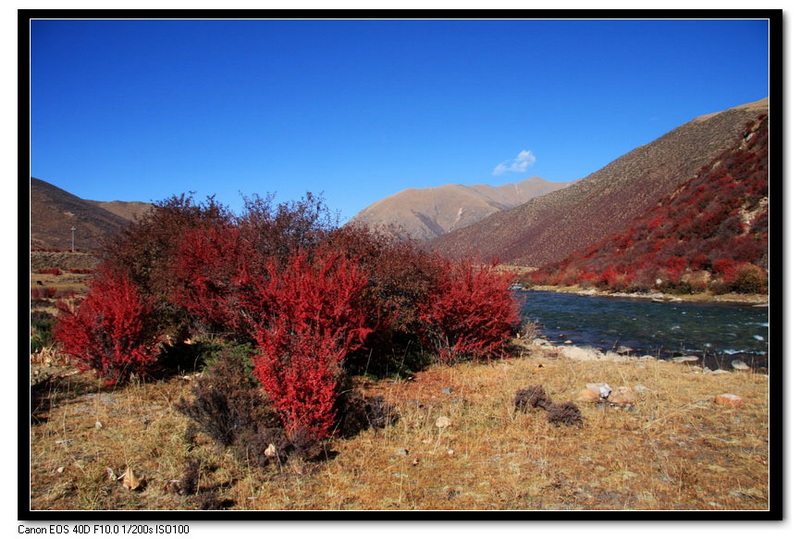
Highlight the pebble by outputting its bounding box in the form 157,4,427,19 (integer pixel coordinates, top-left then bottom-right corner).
435,416,451,429
714,393,745,408
586,382,612,399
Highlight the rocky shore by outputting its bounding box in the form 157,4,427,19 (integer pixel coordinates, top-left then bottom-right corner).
523,284,768,306
522,335,768,374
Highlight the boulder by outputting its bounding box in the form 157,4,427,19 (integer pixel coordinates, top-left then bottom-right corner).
608,386,636,405
586,382,612,399
575,388,602,403
731,360,751,371
673,355,700,364
714,393,745,408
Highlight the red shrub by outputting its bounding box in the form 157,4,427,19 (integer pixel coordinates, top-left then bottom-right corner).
328,223,442,340
418,259,520,363
38,268,62,276
662,256,687,284
102,193,234,305
712,258,739,282
247,249,373,441
171,223,253,335
53,267,162,384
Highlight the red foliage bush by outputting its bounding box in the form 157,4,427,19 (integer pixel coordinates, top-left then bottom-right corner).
247,249,373,441
326,224,446,373
171,223,253,335
418,259,519,363
102,193,235,306
53,267,162,384
712,258,738,282
38,268,62,276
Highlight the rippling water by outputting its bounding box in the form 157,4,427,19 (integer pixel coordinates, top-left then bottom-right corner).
518,290,770,370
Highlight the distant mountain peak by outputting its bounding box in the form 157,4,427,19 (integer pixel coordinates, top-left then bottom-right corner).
351,176,571,240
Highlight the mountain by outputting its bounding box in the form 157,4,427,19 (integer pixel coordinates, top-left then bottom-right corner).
350,176,571,240
29,177,152,252
525,112,769,293
429,98,769,267
87,199,153,222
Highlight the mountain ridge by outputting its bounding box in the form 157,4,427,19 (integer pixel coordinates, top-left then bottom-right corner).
30,177,153,252
351,176,571,240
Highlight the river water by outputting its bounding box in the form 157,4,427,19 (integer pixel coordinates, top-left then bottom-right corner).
518,290,770,370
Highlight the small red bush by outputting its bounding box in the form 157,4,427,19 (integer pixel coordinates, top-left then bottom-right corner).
248,249,373,441
418,259,520,363
38,268,62,276
712,258,738,282
53,267,162,384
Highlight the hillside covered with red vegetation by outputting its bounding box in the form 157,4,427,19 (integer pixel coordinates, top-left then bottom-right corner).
429,99,769,268
522,114,769,295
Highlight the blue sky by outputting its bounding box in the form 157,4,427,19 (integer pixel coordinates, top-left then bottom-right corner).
29,17,771,222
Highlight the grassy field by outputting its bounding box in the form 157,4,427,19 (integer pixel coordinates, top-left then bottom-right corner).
27,337,771,513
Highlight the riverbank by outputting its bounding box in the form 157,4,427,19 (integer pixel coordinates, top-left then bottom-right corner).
523,284,768,306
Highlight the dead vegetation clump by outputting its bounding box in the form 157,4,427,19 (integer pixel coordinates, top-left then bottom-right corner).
545,401,584,427
513,384,552,412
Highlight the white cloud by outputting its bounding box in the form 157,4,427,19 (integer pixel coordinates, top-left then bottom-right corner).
492,150,536,175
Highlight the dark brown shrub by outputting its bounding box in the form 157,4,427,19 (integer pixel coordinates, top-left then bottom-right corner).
176,343,283,457
334,391,399,439
513,385,552,412
196,492,235,510
730,262,768,294
179,458,201,496
546,401,584,427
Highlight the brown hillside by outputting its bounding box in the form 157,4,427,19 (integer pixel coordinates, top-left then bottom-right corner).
429,98,769,267
87,199,154,222
351,176,570,240
30,177,133,252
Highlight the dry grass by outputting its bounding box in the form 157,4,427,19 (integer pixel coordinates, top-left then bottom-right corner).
26,338,771,513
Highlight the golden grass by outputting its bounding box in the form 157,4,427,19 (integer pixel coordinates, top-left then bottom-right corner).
27,342,770,512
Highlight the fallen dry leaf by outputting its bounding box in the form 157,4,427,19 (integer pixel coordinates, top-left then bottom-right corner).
122,466,144,491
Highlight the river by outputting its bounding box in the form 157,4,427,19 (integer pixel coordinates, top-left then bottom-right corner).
518,290,770,371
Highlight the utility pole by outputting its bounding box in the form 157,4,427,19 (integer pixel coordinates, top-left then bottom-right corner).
70,226,76,252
